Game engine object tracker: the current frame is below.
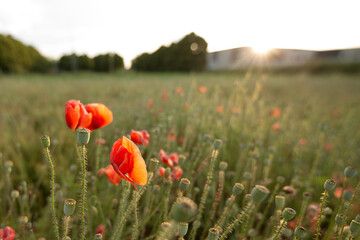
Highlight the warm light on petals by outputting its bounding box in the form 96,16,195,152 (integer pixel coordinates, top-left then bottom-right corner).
85,103,113,131
97,165,122,186
130,130,150,146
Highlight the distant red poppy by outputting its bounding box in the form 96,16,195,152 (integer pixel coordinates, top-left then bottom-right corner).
95,139,106,145
162,90,168,102
216,106,223,113
146,98,154,110
334,187,354,199
332,109,341,117
198,86,207,93
175,86,184,96
97,165,122,186
271,122,281,131
232,107,240,114
323,143,333,151
65,100,92,131
130,130,150,146
159,149,178,167
287,217,298,230
269,107,282,118
110,136,148,189
158,167,165,177
0,226,16,240
85,103,113,131
171,167,183,180
298,139,308,146
96,224,106,234
167,130,176,141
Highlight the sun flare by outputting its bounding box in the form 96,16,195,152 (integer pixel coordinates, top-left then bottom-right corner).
251,45,272,54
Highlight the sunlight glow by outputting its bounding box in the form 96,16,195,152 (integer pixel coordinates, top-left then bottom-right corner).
252,45,272,54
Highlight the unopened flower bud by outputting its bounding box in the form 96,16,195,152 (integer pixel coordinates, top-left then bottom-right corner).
282,208,296,221
276,176,285,183
149,159,159,172
41,135,50,148
77,128,90,145
212,139,223,150
275,195,285,210
208,227,220,240
324,207,333,216
11,190,19,199
324,179,336,192
335,214,344,225
303,192,311,200
219,161,228,171
343,190,354,201
153,185,161,194
232,183,244,196
171,197,198,222
94,233,103,240
251,185,270,203
294,226,307,239
243,171,252,180
64,199,76,216
344,166,358,178
350,220,360,234
178,222,189,237
179,178,190,192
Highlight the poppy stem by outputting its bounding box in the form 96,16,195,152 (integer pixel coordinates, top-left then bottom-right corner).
315,191,328,240
272,219,286,240
80,145,88,240
43,147,60,240
63,215,71,239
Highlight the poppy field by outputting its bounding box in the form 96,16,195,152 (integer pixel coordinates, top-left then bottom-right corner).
0,72,360,240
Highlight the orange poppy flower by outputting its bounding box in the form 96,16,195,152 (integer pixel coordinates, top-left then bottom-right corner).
0,226,16,240
323,143,333,151
198,86,207,93
65,100,92,131
130,130,150,146
232,107,240,114
171,167,183,181
97,165,122,186
85,103,113,131
96,224,106,234
159,149,178,167
298,139,308,146
162,90,168,102
167,130,176,141
216,106,223,113
158,167,165,177
271,122,281,131
175,86,184,96
269,107,282,118
110,136,147,189
146,98,154,110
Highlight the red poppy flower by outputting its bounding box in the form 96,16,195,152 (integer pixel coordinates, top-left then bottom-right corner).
323,143,333,151
271,122,281,131
97,165,122,186
110,136,147,189
269,107,282,118
171,167,183,181
167,130,176,141
298,139,308,146
95,139,106,145
216,106,223,113
85,103,113,131
130,130,150,146
162,90,168,102
158,167,165,177
96,224,106,234
169,153,179,165
175,86,184,96
146,98,154,110
160,149,173,167
0,226,16,240
232,107,240,114
65,100,92,131
198,86,207,93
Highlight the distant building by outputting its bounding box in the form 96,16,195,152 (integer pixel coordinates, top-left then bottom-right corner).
207,47,360,70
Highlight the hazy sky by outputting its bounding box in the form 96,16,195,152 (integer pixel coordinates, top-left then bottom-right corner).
1,0,360,67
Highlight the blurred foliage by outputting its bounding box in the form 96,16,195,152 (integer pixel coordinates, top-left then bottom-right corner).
0,34,51,73
131,32,208,72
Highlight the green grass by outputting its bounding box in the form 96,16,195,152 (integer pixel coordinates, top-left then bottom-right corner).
0,71,359,239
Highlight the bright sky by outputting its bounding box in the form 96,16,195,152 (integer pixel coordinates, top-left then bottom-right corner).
1,0,360,67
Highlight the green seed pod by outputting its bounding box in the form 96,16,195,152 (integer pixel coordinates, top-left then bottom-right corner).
41,135,51,148
153,185,161,194
63,199,77,216
324,207,333,216
94,233,103,240
335,214,344,225
161,222,172,230
251,185,270,203
355,214,360,222
245,194,252,202
243,172,252,180
149,158,159,172
178,222,189,237
294,226,307,239
212,139,223,150
282,186,296,195
164,167,171,180
303,192,311,200
275,195,285,210
282,228,293,238
232,183,244,196
248,229,256,237
18,216,28,224
276,176,285,183
208,227,220,240
343,190,354,201
324,179,336,192
219,161,228,171
282,208,296,221
179,178,191,192
350,220,360,234
179,155,187,165
77,128,90,146
171,197,198,222
11,190,19,199
344,166,358,178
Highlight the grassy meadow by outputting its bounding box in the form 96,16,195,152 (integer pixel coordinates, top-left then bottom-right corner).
0,72,360,239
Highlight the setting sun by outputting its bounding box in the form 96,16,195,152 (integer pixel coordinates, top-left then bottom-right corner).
252,45,272,54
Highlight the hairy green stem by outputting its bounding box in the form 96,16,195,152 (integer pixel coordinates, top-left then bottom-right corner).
80,145,87,240
63,216,71,239
297,199,309,227
272,219,286,240
315,191,328,240
216,194,235,228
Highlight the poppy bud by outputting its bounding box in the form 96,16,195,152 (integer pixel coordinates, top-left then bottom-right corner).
212,139,223,150
248,229,256,237
41,135,50,148
251,185,270,203
324,207,333,216
324,179,336,192
294,226,307,239
350,220,360,234
95,233,103,240
179,178,190,192
164,167,171,180
208,227,220,240
219,161,228,171
77,128,90,146
282,228,293,238
303,192,311,200
153,185,161,194
335,215,344,226
344,166,358,178
282,208,296,221
276,176,285,183
4,160,13,173
11,190,19,199
275,195,285,210
178,222,189,237
64,199,76,216
355,214,360,222
243,172,252,180
171,197,198,222
232,183,244,196
149,159,159,172
343,190,354,201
